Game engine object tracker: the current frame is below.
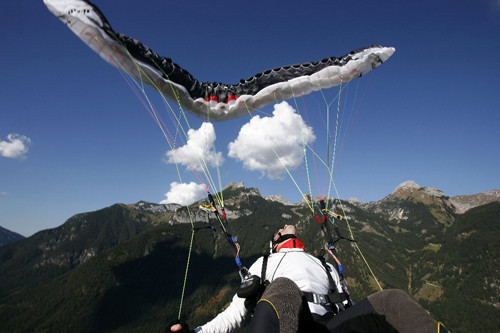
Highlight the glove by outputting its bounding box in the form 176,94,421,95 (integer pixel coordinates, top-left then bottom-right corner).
167,318,194,333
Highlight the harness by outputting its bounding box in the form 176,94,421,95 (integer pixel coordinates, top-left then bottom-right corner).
238,254,270,312
246,249,349,314
313,199,355,307
302,255,350,313
240,232,349,314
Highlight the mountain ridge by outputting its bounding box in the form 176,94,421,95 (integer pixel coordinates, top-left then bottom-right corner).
0,225,25,246
0,181,499,332
358,180,499,215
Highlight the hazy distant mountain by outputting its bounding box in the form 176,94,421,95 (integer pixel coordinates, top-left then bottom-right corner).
0,226,24,246
0,182,498,332
450,189,500,213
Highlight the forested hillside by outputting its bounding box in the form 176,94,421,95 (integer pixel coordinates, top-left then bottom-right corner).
0,184,498,332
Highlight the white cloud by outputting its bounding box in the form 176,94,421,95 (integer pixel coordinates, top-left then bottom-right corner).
160,181,206,206
228,101,315,179
0,191,8,196
0,133,31,159
165,122,224,172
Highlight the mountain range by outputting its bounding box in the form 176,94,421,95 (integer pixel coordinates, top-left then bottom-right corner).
0,181,499,332
0,226,24,246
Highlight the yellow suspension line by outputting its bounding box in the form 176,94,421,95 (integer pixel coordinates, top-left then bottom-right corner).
330,176,383,291
242,92,315,213
109,37,228,318
326,78,343,208
287,90,314,205
177,226,195,321
315,78,383,292
272,143,315,213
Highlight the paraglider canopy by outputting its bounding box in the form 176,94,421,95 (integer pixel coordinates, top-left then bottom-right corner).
43,0,395,121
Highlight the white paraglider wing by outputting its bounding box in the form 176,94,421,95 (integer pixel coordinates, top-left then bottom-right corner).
44,0,395,121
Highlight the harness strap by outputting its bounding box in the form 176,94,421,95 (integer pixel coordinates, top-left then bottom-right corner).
318,256,339,292
303,291,350,305
261,254,269,286
259,252,348,311
317,255,347,311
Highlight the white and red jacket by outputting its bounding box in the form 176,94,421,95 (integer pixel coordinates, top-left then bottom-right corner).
196,239,343,333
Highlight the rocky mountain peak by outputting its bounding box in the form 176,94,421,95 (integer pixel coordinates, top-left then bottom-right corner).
391,180,446,201
392,180,446,198
390,181,500,214
131,201,181,214
450,189,500,213
394,180,421,191
223,182,245,190
384,181,454,225
264,194,294,206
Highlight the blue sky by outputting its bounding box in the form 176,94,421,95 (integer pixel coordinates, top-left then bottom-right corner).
1,0,499,236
